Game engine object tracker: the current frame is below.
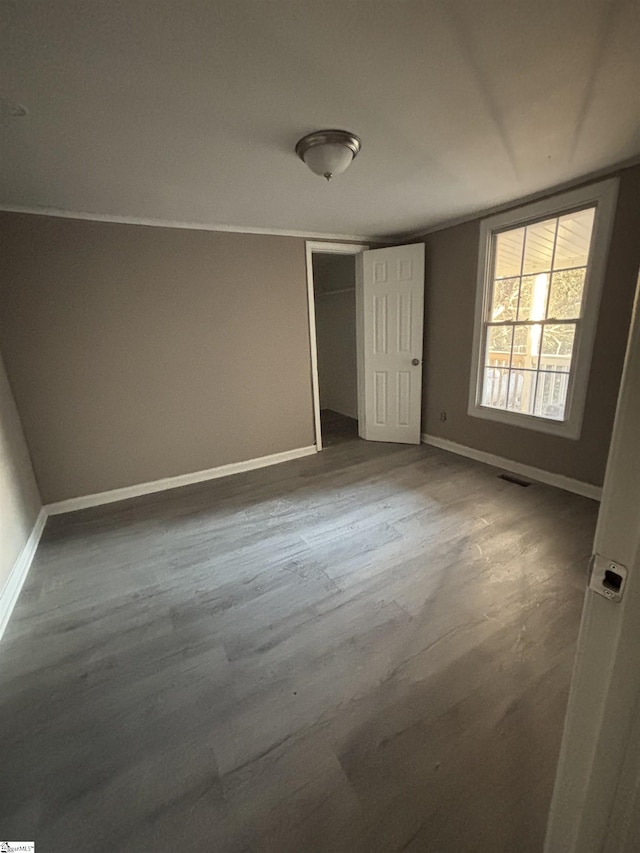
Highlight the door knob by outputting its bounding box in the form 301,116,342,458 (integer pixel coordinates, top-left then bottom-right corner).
412,358,420,366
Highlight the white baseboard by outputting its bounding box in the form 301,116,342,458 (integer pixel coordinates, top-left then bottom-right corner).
45,445,318,516
421,433,602,501
324,406,358,421
0,507,47,643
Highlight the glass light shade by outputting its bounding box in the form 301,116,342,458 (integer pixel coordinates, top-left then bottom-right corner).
302,143,355,179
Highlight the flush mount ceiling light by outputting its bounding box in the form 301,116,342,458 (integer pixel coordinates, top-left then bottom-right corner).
295,129,361,181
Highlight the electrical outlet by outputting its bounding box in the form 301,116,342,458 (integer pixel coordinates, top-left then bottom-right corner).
439,411,447,422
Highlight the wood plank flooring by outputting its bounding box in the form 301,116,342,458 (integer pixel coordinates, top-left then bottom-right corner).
0,411,598,852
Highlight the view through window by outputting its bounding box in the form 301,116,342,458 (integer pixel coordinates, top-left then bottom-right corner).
481,206,595,421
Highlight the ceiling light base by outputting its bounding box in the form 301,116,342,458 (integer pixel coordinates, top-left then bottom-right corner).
295,129,361,181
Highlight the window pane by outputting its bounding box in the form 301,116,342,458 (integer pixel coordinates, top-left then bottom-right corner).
476,188,608,432
481,366,509,409
523,217,557,274
490,276,519,321
554,208,595,270
495,228,524,278
485,325,513,365
548,268,586,319
534,370,570,420
541,323,576,365
517,273,550,321
506,368,537,415
513,325,541,370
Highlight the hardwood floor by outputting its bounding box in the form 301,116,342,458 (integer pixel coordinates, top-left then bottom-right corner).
0,412,598,852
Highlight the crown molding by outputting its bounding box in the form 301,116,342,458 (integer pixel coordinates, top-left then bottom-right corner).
0,204,380,243
4,151,638,245
391,154,640,243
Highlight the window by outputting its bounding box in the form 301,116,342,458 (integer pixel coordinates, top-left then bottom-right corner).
468,179,618,438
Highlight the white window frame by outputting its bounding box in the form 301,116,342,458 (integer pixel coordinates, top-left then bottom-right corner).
468,178,619,439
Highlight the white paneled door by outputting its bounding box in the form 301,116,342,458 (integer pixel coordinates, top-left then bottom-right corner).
356,244,425,444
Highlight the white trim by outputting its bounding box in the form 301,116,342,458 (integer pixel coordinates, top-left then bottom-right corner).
356,252,366,431
544,274,640,852
0,507,47,643
305,241,369,452
45,445,317,515
316,287,355,296
0,204,378,243
421,433,601,501
3,157,639,246
467,178,619,440
325,405,358,421
396,155,640,242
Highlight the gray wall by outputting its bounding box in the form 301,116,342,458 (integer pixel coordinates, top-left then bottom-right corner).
421,162,640,487
1,164,637,505
0,214,315,503
314,254,357,420
0,350,42,595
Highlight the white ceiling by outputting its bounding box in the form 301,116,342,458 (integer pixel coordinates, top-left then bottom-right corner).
1,0,639,240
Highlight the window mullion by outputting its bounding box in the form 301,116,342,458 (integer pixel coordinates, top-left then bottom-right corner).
532,218,560,415
513,228,527,323
543,218,560,321
486,318,579,327
504,225,527,409
531,364,541,416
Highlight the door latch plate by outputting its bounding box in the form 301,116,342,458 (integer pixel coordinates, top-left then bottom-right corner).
589,554,628,603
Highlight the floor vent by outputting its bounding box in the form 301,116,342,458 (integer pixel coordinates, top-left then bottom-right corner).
498,473,531,487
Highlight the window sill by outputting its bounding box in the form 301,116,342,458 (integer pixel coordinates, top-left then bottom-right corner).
468,402,581,439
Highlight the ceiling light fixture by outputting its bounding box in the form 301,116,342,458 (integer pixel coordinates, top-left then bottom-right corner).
295,129,361,181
